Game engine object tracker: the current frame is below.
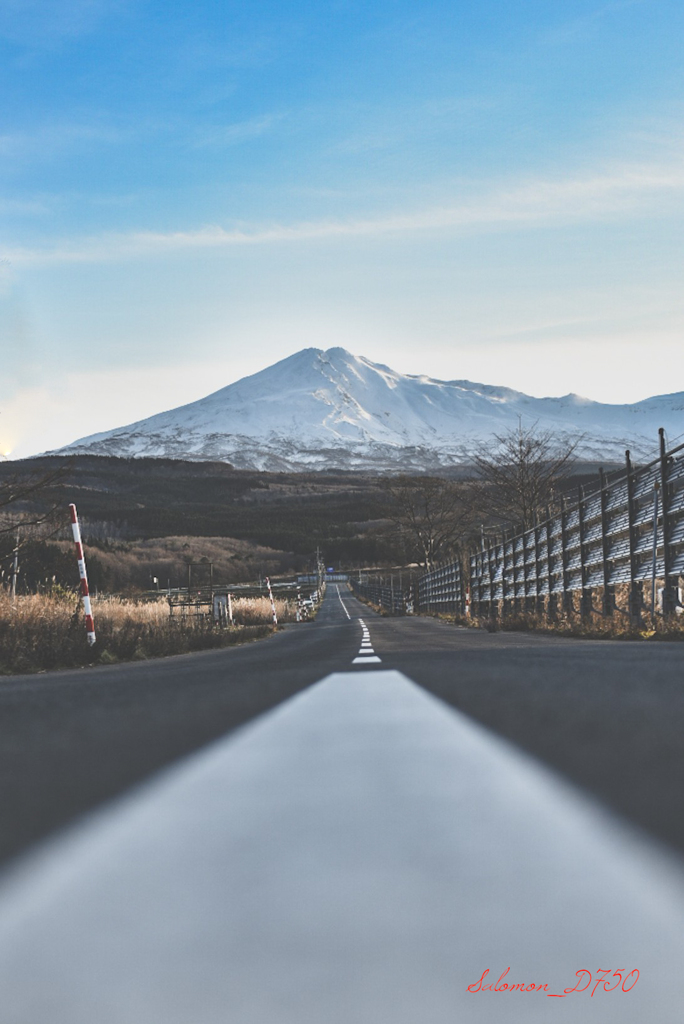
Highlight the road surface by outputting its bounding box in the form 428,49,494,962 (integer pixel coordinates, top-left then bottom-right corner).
0,584,683,1023
1,583,683,864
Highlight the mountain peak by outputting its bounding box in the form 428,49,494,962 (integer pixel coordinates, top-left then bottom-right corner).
49,349,683,470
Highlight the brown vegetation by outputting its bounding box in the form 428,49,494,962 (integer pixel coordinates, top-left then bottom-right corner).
52,535,300,593
0,592,299,675
469,608,684,641
466,580,684,640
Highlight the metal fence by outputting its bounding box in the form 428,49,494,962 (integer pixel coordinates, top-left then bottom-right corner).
418,561,465,615
349,577,410,614
349,564,465,616
469,429,684,620
349,431,684,622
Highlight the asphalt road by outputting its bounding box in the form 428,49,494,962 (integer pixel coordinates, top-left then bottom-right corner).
1,584,683,868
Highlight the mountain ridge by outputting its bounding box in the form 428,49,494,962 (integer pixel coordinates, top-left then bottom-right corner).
50,347,684,471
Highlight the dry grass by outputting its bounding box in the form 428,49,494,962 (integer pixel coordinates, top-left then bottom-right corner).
0,591,298,675
463,608,684,641
460,581,684,640
225,596,297,625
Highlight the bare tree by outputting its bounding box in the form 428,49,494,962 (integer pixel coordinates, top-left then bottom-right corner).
472,422,580,531
0,463,70,596
0,464,69,536
381,475,474,571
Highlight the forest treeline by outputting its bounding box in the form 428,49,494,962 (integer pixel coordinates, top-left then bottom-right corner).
0,428,610,593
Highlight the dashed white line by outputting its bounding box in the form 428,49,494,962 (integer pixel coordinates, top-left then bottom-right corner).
354,618,381,665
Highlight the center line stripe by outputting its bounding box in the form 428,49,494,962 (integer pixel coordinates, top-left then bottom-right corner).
336,585,351,619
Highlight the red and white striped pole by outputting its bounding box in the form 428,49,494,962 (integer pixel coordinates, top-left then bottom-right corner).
69,503,96,646
265,577,278,626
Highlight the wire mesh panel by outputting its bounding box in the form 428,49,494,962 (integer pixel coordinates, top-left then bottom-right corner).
462,433,684,616
418,562,464,614
349,578,410,614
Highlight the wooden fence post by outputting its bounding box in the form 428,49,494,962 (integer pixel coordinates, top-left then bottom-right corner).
501,531,508,618
480,548,486,618
659,427,675,616
599,467,614,616
488,539,497,619
578,485,591,619
512,533,519,614
625,450,641,624
522,527,530,614
545,506,556,620
560,495,571,617
533,513,543,616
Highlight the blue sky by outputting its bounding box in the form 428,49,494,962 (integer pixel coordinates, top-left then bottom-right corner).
2,0,683,457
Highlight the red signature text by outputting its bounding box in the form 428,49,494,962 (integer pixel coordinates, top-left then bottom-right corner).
467,968,640,998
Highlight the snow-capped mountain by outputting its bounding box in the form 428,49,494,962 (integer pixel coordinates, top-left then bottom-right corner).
52,347,684,471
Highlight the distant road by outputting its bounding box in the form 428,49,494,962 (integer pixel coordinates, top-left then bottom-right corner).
1,584,684,867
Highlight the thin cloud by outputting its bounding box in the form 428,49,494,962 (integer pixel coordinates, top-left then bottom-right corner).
542,0,647,45
193,114,284,148
332,94,500,155
0,0,132,48
0,122,129,160
4,158,684,267
0,196,49,215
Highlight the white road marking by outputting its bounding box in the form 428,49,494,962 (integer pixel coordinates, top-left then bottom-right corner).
355,620,380,664
0,670,682,1023
336,585,351,619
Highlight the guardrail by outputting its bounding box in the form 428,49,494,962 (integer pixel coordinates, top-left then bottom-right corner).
349,568,465,616
167,577,324,625
469,429,684,620
349,578,411,614
418,561,465,616
350,431,684,624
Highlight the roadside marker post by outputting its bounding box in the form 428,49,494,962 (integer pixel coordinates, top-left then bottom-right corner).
265,577,278,626
69,503,96,647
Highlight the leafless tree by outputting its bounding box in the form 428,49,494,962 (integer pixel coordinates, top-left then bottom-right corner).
381,475,475,572
0,464,69,537
471,422,580,532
